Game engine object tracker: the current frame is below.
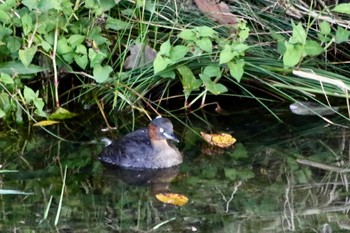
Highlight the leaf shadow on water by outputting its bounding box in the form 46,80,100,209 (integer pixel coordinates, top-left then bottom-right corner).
1,108,350,232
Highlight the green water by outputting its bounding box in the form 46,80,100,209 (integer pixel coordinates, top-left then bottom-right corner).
1,106,350,232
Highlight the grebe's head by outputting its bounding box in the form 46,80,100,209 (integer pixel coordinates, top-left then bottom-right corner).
148,116,179,142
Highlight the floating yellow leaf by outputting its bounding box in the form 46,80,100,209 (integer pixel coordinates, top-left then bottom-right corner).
200,131,236,148
33,120,60,127
155,193,189,206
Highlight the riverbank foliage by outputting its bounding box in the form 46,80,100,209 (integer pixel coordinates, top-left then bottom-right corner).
1,0,350,125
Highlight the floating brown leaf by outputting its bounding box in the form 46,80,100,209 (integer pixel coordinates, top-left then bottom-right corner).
156,193,189,206
201,131,236,148
194,0,236,25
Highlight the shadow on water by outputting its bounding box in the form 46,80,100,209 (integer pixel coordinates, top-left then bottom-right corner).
1,104,350,232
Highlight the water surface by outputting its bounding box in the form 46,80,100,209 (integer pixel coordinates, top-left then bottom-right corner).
1,106,350,232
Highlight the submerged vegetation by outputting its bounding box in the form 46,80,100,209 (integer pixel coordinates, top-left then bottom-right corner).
0,0,350,126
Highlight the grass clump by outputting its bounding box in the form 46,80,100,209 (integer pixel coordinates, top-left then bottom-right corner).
0,0,350,126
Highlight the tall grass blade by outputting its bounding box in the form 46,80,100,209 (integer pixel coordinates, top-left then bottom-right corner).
55,165,67,226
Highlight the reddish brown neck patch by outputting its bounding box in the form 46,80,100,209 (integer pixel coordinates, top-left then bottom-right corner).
148,124,162,140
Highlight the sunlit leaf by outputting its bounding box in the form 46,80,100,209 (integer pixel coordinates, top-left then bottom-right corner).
0,73,14,84
227,59,245,82
153,55,171,74
23,86,37,103
178,29,196,41
283,42,303,67
304,40,324,56
67,34,85,48
19,46,37,67
177,65,202,98
33,120,60,127
319,21,331,35
200,74,228,95
195,37,212,52
49,107,77,120
220,44,236,64
170,45,189,62
289,22,306,44
93,64,113,83
196,26,217,38
0,109,5,118
200,131,236,148
333,3,350,15
203,65,221,78
159,40,172,56
335,26,350,44
155,193,189,206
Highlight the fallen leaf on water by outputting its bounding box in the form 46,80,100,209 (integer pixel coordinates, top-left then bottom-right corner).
155,193,189,206
33,120,60,127
200,131,236,148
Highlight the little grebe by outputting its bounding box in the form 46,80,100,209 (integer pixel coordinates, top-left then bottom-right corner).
98,117,182,169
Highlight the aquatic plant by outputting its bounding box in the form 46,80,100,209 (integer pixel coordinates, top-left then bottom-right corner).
0,0,350,126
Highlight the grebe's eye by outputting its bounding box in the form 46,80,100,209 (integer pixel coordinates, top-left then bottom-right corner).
159,127,164,133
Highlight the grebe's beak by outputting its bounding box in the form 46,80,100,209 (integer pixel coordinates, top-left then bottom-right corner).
163,132,179,143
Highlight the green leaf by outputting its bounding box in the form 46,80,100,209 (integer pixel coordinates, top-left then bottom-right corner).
74,54,88,69
19,46,37,68
74,44,89,70
0,93,11,113
0,10,12,24
231,43,249,53
0,61,47,75
159,40,172,56
283,42,303,67
227,60,245,82
335,27,350,44
177,65,202,98
23,86,37,103
196,26,216,38
229,143,248,159
67,34,85,49
21,13,33,35
153,55,171,74
22,0,39,11
304,40,324,56
237,168,255,180
200,74,228,95
195,37,212,52
0,109,5,118
49,107,78,120
203,65,221,78
219,44,236,64
333,3,350,15
0,73,14,84
224,168,237,181
57,37,73,55
178,29,196,41
93,64,113,83
159,70,176,79
239,27,250,42
170,45,189,62
7,36,21,53
33,99,46,117
106,17,132,31
289,22,307,44
88,48,106,67
319,21,331,35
